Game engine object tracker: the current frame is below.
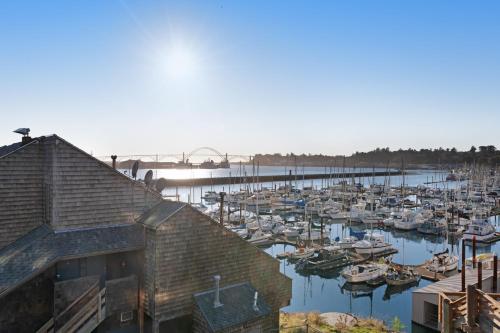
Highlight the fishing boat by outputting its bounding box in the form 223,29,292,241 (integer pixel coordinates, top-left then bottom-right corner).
385,267,421,286
463,218,496,243
352,233,394,255
383,212,402,227
338,236,359,249
289,247,315,260
426,249,459,273
247,229,273,245
417,218,447,236
296,247,350,272
341,263,388,283
393,211,424,231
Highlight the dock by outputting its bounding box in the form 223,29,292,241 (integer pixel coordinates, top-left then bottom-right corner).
159,170,402,186
391,262,458,282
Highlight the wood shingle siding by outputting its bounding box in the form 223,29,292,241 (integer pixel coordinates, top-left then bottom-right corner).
0,135,162,249
142,204,292,327
0,141,44,249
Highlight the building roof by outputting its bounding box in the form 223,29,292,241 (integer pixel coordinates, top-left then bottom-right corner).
139,200,187,229
194,282,271,332
414,268,495,294
0,223,144,297
0,141,25,158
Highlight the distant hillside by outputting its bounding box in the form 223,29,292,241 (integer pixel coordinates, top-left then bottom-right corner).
251,145,499,169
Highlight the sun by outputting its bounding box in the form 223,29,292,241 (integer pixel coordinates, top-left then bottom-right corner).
165,43,199,80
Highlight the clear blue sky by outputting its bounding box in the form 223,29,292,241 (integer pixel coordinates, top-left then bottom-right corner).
1,0,499,156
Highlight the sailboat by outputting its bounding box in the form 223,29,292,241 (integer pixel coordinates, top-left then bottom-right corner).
426,249,458,273
341,263,388,283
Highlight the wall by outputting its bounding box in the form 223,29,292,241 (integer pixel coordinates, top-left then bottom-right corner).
144,206,291,329
46,137,162,231
0,141,44,249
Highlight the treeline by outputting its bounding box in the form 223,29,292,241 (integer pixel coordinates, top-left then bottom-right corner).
251,145,499,169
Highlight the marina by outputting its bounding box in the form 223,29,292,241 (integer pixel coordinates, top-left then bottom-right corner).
155,166,500,331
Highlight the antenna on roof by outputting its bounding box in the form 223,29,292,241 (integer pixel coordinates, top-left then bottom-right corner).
14,128,30,136
13,128,32,145
155,178,168,193
144,170,153,187
132,160,140,179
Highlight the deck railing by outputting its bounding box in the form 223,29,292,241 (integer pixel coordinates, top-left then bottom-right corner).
438,286,500,333
36,286,106,333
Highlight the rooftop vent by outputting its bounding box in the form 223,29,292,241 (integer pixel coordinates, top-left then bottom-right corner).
253,291,259,311
213,275,223,308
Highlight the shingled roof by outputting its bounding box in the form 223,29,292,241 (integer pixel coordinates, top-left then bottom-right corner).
194,282,271,332
139,200,187,229
0,223,144,297
0,141,24,158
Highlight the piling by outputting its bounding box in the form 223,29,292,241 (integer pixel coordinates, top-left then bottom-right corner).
494,255,498,292
477,261,482,290
472,236,476,269
219,192,225,225
461,240,466,292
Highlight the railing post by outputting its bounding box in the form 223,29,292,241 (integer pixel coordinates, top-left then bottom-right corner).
466,285,477,328
461,239,466,292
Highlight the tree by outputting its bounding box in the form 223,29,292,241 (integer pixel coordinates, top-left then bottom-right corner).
469,146,476,153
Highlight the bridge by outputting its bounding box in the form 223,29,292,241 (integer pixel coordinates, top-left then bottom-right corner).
96,147,252,166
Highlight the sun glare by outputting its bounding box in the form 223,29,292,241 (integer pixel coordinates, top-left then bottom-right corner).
164,43,199,80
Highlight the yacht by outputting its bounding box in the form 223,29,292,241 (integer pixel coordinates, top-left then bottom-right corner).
426,249,458,273
341,263,388,283
247,229,273,245
352,233,394,255
463,218,496,243
393,211,424,231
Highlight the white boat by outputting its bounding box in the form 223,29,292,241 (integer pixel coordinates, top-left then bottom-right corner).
338,236,359,249
299,230,325,241
383,212,402,227
352,233,394,255
341,263,388,283
427,249,458,273
361,212,384,225
247,229,273,245
283,226,301,238
393,211,424,230
289,247,315,260
463,218,496,243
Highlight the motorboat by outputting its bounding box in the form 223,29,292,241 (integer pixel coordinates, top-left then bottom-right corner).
426,249,458,273
341,263,388,283
352,233,394,255
463,218,496,243
385,267,421,286
417,218,447,235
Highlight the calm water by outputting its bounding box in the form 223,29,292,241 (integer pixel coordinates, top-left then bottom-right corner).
263,216,499,332
148,167,451,202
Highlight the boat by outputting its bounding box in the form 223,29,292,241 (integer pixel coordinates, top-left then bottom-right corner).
341,263,388,283
417,218,447,235
352,233,394,255
385,267,421,286
463,218,496,243
247,229,273,245
426,249,458,273
338,236,359,249
289,247,315,260
296,247,350,272
393,211,424,231
465,252,497,270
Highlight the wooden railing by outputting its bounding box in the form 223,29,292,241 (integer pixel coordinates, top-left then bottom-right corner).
36,287,106,333
439,286,500,333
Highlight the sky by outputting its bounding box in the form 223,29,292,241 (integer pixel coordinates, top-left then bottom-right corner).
1,0,499,157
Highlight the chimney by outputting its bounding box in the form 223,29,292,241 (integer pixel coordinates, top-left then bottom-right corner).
13,128,31,145
213,275,222,308
111,155,117,169
253,291,259,311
